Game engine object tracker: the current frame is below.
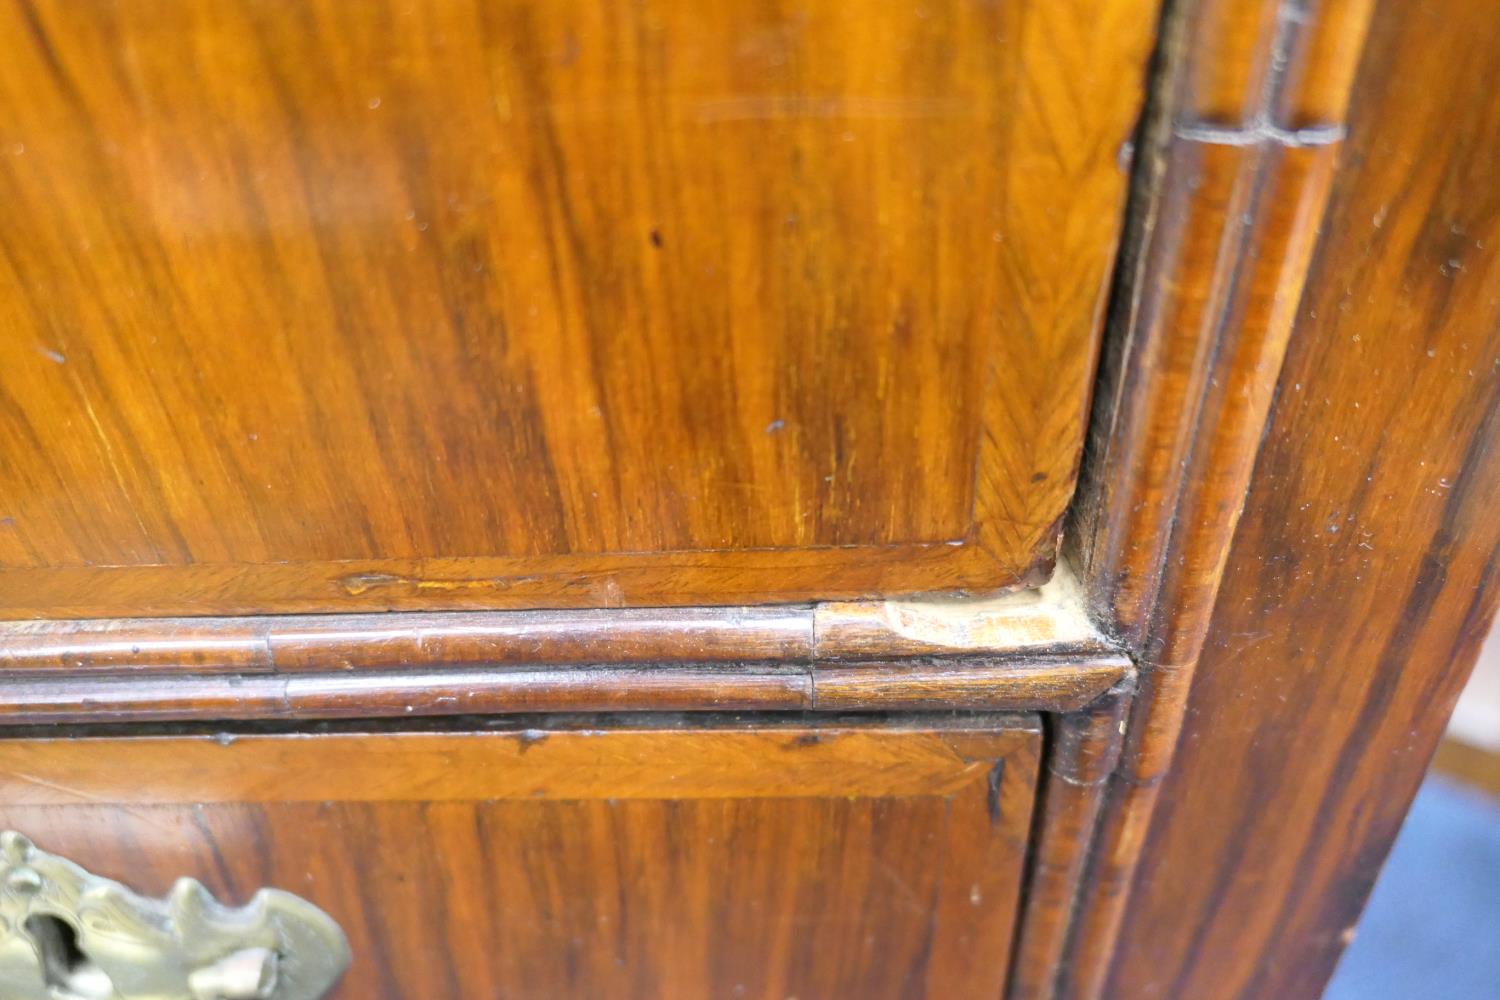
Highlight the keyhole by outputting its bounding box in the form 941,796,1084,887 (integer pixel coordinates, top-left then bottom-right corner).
23,914,115,999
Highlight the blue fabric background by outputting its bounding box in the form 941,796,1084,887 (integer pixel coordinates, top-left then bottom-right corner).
1326,775,1500,999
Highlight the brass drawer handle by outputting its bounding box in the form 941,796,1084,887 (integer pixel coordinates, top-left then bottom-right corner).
0,832,349,999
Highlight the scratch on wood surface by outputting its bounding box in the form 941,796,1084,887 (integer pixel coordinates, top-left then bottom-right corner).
339,572,545,595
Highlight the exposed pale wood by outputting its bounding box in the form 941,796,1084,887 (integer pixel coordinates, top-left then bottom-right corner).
0,562,1111,676
814,562,1113,662
1066,0,1374,994
1103,0,1500,994
10,4,1486,999
0,0,1162,617
0,716,1041,998
0,556,1124,724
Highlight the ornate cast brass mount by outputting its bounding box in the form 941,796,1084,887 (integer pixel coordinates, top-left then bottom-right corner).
0,832,349,1000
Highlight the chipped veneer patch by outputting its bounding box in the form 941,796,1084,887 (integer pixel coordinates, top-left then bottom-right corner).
814,560,1110,658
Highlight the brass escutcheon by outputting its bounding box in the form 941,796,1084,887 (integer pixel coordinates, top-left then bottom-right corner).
0,832,349,1000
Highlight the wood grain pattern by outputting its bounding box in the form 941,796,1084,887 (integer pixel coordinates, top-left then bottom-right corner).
1063,2,1373,992
811,659,1129,715
1177,0,1283,124
0,606,815,674
1071,138,1343,998
0,562,1112,674
0,557,1124,722
0,666,812,725
1274,0,1373,128
0,0,1160,618
0,657,1131,726
1007,681,1131,1000
0,717,1041,998
1102,0,1500,994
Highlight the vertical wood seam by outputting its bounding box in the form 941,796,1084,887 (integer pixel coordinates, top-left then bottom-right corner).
1006,677,1134,1000
1063,0,1377,995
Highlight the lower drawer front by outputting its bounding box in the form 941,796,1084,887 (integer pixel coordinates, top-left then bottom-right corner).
0,716,1040,999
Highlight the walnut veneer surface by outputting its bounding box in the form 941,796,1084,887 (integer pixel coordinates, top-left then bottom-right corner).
0,0,1160,617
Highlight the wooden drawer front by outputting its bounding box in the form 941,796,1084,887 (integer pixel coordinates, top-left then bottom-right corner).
0,717,1040,998
0,0,1159,617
